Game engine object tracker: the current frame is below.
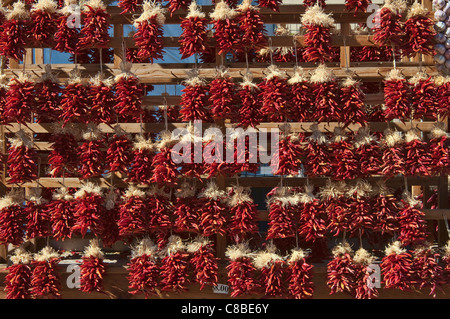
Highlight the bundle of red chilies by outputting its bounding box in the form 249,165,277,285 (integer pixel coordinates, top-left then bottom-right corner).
0,0,448,301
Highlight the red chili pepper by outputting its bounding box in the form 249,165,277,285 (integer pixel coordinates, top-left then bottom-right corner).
227,186,259,243
188,237,219,290
30,247,62,299
114,73,145,121
411,246,444,298
78,0,111,50
118,0,143,14
73,185,105,238
118,187,148,238
60,77,89,125
237,0,267,50
4,75,36,125
5,248,33,299
179,2,209,59
34,70,63,122
226,243,259,297
287,68,312,122
287,249,314,299
54,4,80,54
29,0,59,47
402,3,435,58
0,2,30,62
339,78,367,127
403,129,431,177
128,135,156,185
352,248,379,299
372,5,406,48
88,76,116,124
398,196,428,247
209,67,237,120
304,126,332,177
381,241,413,291
345,0,371,16
266,188,297,239
198,182,228,237
179,73,211,122
210,2,241,55
106,131,133,175
257,0,282,12
237,74,263,128
436,78,450,120
48,130,79,178
297,186,328,243
319,181,349,237
47,187,76,241
380,129,405,178
173,183,201,233
7,130,38,184
78,134,106,180
79,240,106,293
151,137,180,188
326,243,356,295
25,195,52,240
259,66,290,122
329,129,359,181
353,127,382,178
309,65,340,122
160,236,190,292
410,75,438,120
428,125,450,176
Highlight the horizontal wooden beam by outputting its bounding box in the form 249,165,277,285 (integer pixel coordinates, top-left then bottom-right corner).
1,63,438,84
2,121,441,136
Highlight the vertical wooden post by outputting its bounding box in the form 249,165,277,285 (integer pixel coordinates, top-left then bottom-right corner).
339,23,351,70
114,24,124,69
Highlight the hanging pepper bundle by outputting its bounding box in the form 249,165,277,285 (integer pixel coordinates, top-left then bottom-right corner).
0,1,30,61
127,238,160,298
187,237,219,290
303,0,326,8
7,130,38,184
210,2,240,55
173,182,200,233
236,0,267,50
304,125,331,177
47,187,75,241
227,186,259,243
259,65,290,122
5,248,33,299
128,135,155,185
329,128,359,181
309,65,340,122
48,124,79,177
29,0,59,47
345,0,371,15
0,74,8,124
106,126,133,175
272,132,303,176
352,248,378,299
428,123,450,176
257,0,282,12
78,125,106,179
118,186,148,238
179,1,209,60
398,194,428,247
402,3,435,58
34,66,62,122
326,242,356,295
372,0,406,48
88,74,116,124
30,246,61,299
237,72,263,128
254,243,286,297
226,242,258,297
118,0,143,13
177,124,204,180
73,183,105,238
319,180,350,237
160,235,190,292
411,245,444,298
345,180,374,237
150,132,180,187
409,73,438,120
4,73,36,124
403,129,430,177
301,5,335,63
114,70,145,123
80,239,107,293
352,127,381,178
0,190,26,246
99,189,120,248
60,73,89,125
179,70,211,122
25,188,51,240
287,248,314,299
297,185,328,243
338,77,367,127
54,0,79,54
371,182,400,235
436,76,450,120
78,0,111,50
381,241,413,291
133,1,166,62
287,67,312,122
197,181,228,237
209,67,237,120
146,186,173,234
266,188,297,239
228,129,259,175
380,129,405,178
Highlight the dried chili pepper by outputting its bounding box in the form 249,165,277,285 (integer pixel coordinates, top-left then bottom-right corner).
7,130,38,184
179,70,211,122
78,125,106,179
114,71,145,122
271,132,303,176
133,1,166,62
187,237,219,290
236,0,267,50
352,248,378,299
411,245,444,298
297,185,328,243
88,74,116,124
403,129,430,177
402,3,435,58
266,188,297,239
73,183,105,238
48,125,79,177
409,73,438,121
128,135,155,185
253,243,286,297
146,185,173,232
303,0,325,7
34,66,63,122
0,191,26,246
309,65,340,122
80,239,107,293
209,67,237,120
353,127,381,178
381,241,413,291
287,248,314,299
237,73,263,128
228,130,259,175
78,0,111,50
226,243,258,297
301,5,335,63
0,1,30,62
30,246,62,299
54,0,80,54
304,125,332,177
60,74,89,125
100,189,120,248
160,235,190,292
177,124,205,181
4,73,36,125
5,248,33,299
47,187,76,241
371,182,400,235
345,0,371,15
173,182,201,233
118,0,143,13
372,0,406,48
380,129,405,178
287,67,312,122
329,128,359,181
106,127,133,175
127,238,160,298
179,1,209,60
198,181,228,237
258,0,281,12
0,74,8,124
118,186,148,237
436,76,450,120
398,195,428,247
25,188,51,240
227,186,259,243
428,124,450,176
320,180,350,237
327,242,356,295
259,65,290,122
150,132,180,187
210,2,241,55
339,77,367,127
345,180,374,237
29,0,59,47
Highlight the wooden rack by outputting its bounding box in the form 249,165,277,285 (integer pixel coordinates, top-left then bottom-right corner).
0,0,449,299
